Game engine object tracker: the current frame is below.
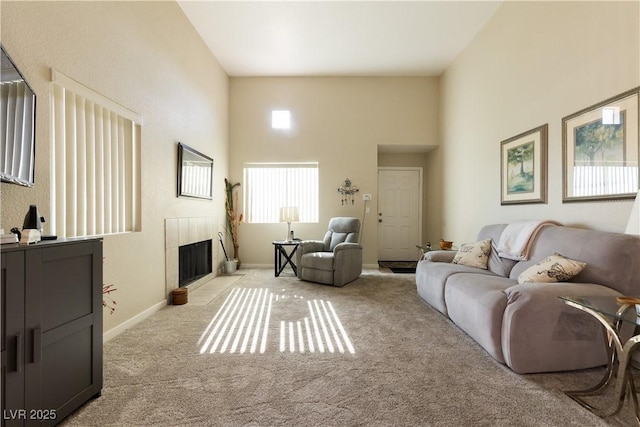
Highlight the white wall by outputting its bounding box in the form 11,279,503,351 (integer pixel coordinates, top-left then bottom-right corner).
0,1,229,333
436,1,640,244
229,77,438,265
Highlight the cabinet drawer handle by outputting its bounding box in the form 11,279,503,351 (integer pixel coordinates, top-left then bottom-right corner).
33,327,42,363
16,333,23,372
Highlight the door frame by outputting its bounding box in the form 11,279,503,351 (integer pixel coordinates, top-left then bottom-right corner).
377,166,424,260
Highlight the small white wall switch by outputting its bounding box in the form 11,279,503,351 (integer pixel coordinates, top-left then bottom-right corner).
363,194,372,201
365,207,370,214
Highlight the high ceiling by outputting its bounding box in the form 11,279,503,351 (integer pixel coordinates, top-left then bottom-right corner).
178,1,503,77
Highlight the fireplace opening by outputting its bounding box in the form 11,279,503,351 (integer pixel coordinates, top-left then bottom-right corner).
179,239,213,287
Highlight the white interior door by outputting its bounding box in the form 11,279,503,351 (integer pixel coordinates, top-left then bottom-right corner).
377,168,422,261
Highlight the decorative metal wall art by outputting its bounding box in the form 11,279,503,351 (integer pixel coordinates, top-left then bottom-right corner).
338,178,359,205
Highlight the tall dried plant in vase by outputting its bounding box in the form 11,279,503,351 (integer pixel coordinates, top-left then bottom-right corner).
224,178,243,268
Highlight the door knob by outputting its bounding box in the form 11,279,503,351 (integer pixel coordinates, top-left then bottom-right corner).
378,219,383,223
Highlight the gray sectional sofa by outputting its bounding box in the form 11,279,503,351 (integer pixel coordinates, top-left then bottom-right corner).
416,223,640,374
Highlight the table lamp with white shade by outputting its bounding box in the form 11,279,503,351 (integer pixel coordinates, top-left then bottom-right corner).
279,206,299,241
625,191,640,235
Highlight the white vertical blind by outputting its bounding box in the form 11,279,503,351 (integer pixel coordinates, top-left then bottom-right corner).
182,163,212,197
51,69,141,238
572,166,638,197
243,163,319,223
0,80,35,185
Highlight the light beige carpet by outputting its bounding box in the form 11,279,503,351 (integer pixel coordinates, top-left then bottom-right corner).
62,268,635,426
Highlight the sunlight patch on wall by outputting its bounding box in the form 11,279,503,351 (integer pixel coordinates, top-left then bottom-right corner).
198,288,355,355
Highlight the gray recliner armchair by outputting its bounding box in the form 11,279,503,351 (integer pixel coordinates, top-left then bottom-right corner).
296,217,363,287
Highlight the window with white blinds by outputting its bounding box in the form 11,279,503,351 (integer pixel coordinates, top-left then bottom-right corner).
243,163,319,223
51,69,141,238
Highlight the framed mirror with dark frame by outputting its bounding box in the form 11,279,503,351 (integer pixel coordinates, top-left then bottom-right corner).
1,45,37,187
177,142,214,200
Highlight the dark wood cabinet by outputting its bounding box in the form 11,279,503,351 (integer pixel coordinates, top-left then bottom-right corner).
1,238,103,426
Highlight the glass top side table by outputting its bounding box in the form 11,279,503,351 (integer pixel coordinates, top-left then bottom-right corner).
560,295,640,423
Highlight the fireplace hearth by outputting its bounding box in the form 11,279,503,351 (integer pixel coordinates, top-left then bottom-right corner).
179,240,213,287
165,217,217,299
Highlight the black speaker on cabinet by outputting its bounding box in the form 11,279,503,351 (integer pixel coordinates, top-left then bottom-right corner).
23,204,43,231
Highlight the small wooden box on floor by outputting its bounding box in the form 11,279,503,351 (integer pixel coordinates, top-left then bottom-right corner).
172,288,188,305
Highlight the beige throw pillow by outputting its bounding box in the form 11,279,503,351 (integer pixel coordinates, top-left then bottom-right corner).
517,253,586,284
452,239,491,270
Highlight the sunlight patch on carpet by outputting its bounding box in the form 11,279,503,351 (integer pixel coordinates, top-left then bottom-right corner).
198,287,355,355
280,299,355,354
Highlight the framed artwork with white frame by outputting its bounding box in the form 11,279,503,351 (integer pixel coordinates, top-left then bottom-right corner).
562,87,639,202
500,124,548,205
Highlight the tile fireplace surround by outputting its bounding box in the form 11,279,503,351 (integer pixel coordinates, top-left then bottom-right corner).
165,217,217,299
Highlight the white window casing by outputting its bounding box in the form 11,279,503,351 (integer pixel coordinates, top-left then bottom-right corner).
51,69,141,238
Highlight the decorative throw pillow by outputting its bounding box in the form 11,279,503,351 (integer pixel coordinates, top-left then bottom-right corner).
452,239,492,270
517,253,586,284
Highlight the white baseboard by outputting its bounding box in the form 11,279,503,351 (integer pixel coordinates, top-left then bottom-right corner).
363,263,380,269
103,300,167,343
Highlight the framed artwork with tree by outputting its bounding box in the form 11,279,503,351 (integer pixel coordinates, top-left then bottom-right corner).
563,87,639,202
501,124,548,205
